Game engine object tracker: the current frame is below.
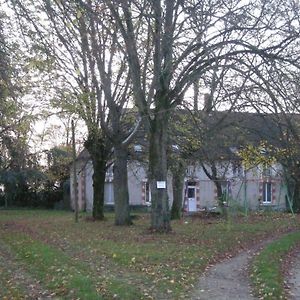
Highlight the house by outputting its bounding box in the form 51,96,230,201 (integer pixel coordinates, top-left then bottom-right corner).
70,111,290,213
70,153,287,212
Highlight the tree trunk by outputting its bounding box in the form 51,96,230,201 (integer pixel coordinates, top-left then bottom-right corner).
4,183,10,208
292,181,300,212
91,155,106,220
171,162,185,220
114,145,132,226
193,80,199,111
214,180,227,217
149,112,171,232
215,181,223,204
85,133,109,221
285,170,300,213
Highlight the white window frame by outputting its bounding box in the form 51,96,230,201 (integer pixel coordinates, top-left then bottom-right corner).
105,165,114,181
134,144,143,152
262,182,272,204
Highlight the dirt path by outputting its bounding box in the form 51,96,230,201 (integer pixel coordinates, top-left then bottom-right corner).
287,249,300,299
192,234,300,300
192,248,256,300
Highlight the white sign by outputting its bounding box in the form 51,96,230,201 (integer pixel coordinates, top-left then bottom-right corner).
156,181,166,189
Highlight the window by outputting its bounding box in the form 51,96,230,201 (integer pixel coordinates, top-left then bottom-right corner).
187,182,196,198
186,166,196,177
262,167,272,177
263,182,272,203
172,144,180,151
134,144,142,152
105,165,114,181
188,187,195,198
232,163,243,177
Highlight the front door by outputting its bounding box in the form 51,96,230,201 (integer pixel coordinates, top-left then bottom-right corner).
188,186,197,212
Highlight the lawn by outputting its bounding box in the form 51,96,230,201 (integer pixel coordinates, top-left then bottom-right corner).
250,231,300,300
0,210,299,299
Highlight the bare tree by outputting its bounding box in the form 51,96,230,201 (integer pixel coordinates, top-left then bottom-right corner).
10,0,139,223
238,58,300,211
103,0,300,231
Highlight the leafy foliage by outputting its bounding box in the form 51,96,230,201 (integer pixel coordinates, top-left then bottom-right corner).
45,146,72,188
238,141,278,170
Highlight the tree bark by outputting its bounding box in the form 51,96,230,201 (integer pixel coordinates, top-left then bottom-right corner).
114,145,132,226
4,194,8,208
215,181,223,204
171,172,184,220
293,186,299,212
71,119,78,223
285,169,300,213
85,133,109,220
171,162,185,220
202,163,227,217
291,180,300,212
149,111,171,232
90,154,106,220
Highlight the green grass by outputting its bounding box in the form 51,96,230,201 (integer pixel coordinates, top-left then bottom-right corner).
250,231,300,300
0,262,24,299
0,210,299,299
1,232,143,299
2,233,103,299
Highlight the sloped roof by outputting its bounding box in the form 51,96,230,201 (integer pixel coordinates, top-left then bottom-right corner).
75,109,299,163
169,109,289,162
75,148,90,162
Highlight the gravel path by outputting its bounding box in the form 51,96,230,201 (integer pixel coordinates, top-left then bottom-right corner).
192,235,300,300
287,249,300,300
192,249,255,300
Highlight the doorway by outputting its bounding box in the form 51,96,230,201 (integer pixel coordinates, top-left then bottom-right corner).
187,184,197,212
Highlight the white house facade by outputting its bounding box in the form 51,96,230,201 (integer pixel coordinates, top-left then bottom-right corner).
70,154,287,213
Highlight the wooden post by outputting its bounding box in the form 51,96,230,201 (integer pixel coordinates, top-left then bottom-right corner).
72,120,79,223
